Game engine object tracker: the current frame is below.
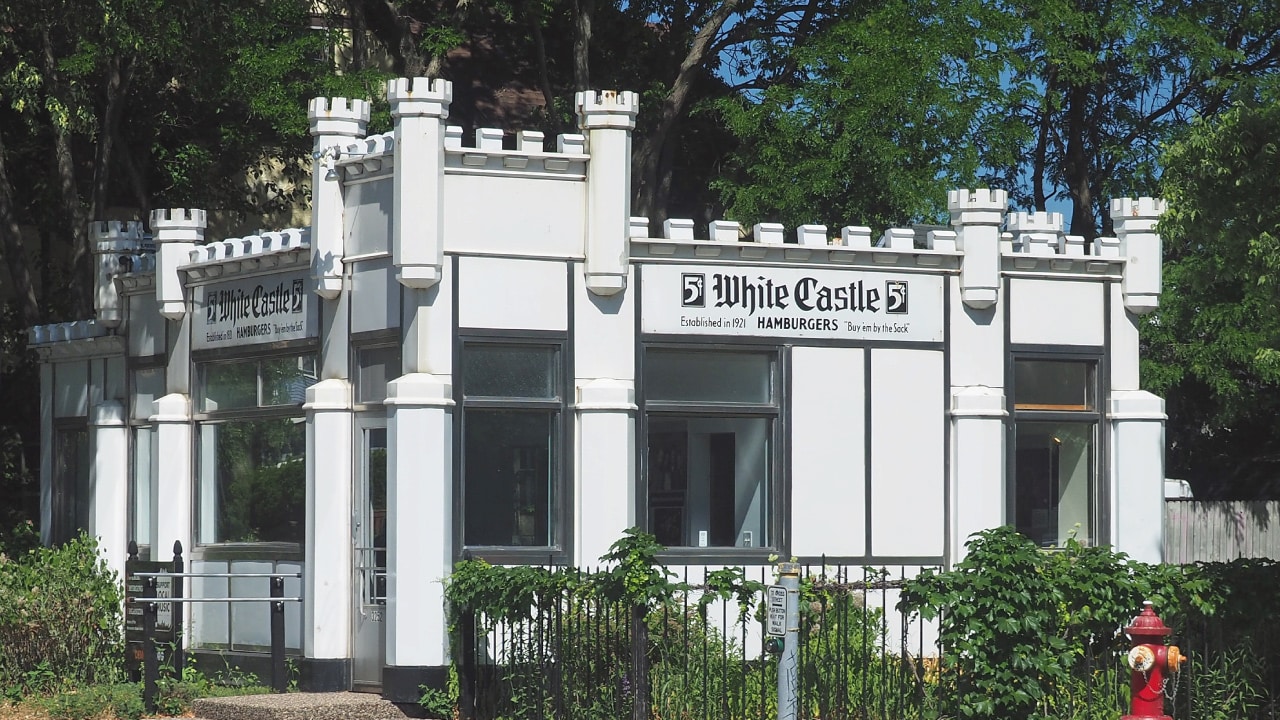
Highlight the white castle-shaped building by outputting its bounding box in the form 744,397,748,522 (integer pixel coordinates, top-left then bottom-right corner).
29,78,1167,698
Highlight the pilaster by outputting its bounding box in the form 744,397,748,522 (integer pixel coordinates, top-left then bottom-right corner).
384,374,453,671
308,97,370,299
576,90,638,295
947,188,1007,310
150,392,192,561
88,400,128,580
91,221,144,328
949,387,1007,562
1111,197,1167,316
303,379,354,663
1109,391,1166,564
575,380,636,564
387,77,452,290
151,209,206,321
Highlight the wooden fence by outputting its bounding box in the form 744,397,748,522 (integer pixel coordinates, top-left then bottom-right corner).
1164,499,1280,563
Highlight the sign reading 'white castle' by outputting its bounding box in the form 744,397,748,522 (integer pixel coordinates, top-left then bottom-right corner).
642,264,944,342
193,270,316,350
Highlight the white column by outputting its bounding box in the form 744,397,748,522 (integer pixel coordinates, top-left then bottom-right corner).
950,388,1007,562
89,400,128,580
151,393,192,561
303,379,353,659
576,90,638,295
575,380,636,564
308,97,370,299
1109,391,1166,563
384,374,453,668
387,77,451,290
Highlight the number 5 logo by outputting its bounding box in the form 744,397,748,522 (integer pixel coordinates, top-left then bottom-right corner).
886,281,908,314
682,274,705,307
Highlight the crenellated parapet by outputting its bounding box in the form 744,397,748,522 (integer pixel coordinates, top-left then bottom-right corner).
151,208,207,320
309,97,370,298
948,189,1008,309
182,228,310,280
577,90,639,295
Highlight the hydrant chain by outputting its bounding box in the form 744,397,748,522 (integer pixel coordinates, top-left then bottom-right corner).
1121,601,1183,720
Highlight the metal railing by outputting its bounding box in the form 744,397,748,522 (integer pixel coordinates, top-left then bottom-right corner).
125,541,301,711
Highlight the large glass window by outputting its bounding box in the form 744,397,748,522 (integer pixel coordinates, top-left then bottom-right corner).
129,366,164,554
196,354,315,546
458,341,564,552
1011,358,1100,547
642,348,779,550
51,425,90,545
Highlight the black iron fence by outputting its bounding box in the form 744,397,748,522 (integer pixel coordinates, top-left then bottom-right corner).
124,541,301,711
453,563,1227,720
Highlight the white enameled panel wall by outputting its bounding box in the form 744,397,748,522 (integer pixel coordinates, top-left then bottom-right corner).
1009,278,1105,346
790,346,866,558
344,178,393,257
128,293,165,357
444,176,586,258
870,349,945,558
55,360,89,418
573,264,635,382
349,255,400,334
457,256,567,331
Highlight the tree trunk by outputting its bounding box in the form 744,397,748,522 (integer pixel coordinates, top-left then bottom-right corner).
526,4,558,133
42,28,91,318
573,0,593,91
0,132,41,326
1063,82,1096,240
93,55,132,220
1032,72,1055,212
631,0,743,227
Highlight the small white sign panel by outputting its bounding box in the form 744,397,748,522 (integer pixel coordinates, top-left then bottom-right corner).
766,585,787,637
641,264,944,342
193,271,316,350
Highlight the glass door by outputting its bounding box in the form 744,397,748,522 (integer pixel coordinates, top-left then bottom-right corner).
352,424,387,688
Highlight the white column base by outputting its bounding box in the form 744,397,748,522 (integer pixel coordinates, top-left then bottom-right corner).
89,401,128,581
950,387,1007,563
385,373,453,668
1110,391,1166,564
304,379,353,659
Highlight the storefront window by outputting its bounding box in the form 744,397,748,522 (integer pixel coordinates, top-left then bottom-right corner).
642,348,779,550
196,354,315,546
459,341,563,552
51,425,90,545
1011,358,1099,547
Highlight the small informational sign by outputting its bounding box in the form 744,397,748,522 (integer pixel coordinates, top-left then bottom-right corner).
641,264,945,342
192,269,316,350
124,560,176,671
766,585,788,637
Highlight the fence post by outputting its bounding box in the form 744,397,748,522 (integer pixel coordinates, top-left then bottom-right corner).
459,604,477,720
143,576,158,713
777,562,801,720
631,602,650,720
172,541,185,676
270,576,286,693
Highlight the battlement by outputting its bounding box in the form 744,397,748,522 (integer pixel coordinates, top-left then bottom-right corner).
28,319,110,346
151,208,207,232
387,77,452,118
91,220,144,243
308,97,371,138
576,90,639,130
1110,197,1168,220
183,227,310,280
947,188,1009,213
440,126,589,177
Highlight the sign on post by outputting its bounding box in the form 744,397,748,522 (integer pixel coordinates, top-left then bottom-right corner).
124,561,176,673
766,584,787,637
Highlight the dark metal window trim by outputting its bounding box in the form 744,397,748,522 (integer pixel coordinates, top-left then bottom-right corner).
1007,349,1106,547
638,342,786,562
454,332,571,564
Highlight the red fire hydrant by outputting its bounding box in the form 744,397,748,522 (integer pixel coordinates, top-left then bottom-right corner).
1123,601,1184,720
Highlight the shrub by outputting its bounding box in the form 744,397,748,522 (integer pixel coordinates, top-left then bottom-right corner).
31,683,144,720
0,531,125,697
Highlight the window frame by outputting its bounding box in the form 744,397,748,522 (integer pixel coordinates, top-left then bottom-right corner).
192,346,317,557
453,331,571,564
638,342,785,562
1007,348,1107,548
126,357,166,559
